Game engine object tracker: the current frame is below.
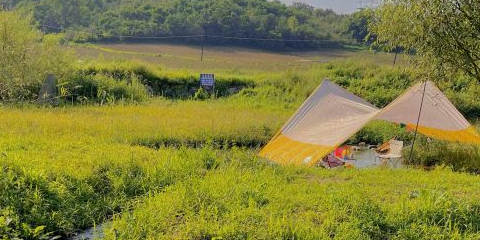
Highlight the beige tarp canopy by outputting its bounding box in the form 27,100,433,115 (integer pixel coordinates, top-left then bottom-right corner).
259,80,480,166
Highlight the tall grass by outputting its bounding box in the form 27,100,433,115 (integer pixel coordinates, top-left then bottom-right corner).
103,153,480,240
74,60,256,99
2,56,480,239
1,95,480,239
0,147,246,238
407,137,480,173
0,99,288,238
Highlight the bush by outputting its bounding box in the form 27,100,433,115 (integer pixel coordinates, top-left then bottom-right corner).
407,140,480,173
77,61,255,99
66,73,149,104
349,121,413,145
0,11,72,102
193,87,211,101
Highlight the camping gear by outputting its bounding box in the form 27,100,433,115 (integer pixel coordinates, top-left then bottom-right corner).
320,146,356,169
259,80,480,166
320,154,345,169
321,146,357,169
375,138,394,155
374,139,404,165
375,137,398,160
334,146,354,160
376,81,480,144
259,80,379,166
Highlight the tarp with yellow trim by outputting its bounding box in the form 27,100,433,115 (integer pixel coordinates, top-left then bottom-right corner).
259,80,480,166
375,81,480,145
259,80,380,166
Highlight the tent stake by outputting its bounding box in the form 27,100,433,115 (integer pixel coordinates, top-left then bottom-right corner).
408,81,428,163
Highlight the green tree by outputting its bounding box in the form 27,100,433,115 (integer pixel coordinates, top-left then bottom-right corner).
345,8,375,44
3,0,350,49
372,0,480,82
0,11,71,102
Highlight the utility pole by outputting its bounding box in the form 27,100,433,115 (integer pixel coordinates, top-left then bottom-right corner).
201,33,206,62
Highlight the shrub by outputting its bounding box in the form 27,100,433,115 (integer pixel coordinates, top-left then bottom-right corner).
66,73,149,104
193,87,210,101
0,11,72,102
407,140,480,173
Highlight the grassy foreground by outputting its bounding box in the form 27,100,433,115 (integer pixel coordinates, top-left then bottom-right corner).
1,99,480,239
105,157,480,240
2,40,480,239
0,99,287,238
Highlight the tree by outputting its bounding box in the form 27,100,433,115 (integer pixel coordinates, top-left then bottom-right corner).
3,0,350,49
372,0,480,82
0,11,71,101
345,8,375,44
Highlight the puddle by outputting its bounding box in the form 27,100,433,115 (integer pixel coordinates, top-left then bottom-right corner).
346,149,404,169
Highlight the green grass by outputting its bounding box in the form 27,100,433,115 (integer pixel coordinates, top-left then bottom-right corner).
70,58,480,116
2,45,480,239
71,42,409,73
1,96,480,239
0,99,288,238
104,154,480,240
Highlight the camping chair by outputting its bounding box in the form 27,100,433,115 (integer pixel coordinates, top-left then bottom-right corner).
374,140,404,166
375,138,393,155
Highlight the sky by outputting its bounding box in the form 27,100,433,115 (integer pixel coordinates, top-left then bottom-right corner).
278,0,379,14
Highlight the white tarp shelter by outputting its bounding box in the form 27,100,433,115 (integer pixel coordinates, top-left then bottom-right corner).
259,80,480,166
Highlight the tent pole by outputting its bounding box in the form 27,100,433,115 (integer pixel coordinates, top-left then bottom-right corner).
408,81,428,163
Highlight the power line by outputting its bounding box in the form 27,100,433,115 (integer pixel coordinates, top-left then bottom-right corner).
205,35,350,42
41,24,203,39
41,24,363,62
40,24,359,43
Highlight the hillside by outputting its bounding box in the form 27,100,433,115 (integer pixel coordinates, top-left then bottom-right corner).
1,0,356,49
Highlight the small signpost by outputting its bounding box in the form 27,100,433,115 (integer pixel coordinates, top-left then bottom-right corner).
200,74,215,91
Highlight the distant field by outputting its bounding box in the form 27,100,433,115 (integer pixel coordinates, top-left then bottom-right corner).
70,43,407,72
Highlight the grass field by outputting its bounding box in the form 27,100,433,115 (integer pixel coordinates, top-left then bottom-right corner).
2,99,480,239
71,42,408,73
2,43,480,239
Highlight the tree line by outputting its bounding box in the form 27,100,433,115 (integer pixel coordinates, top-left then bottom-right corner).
0,0,372,49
